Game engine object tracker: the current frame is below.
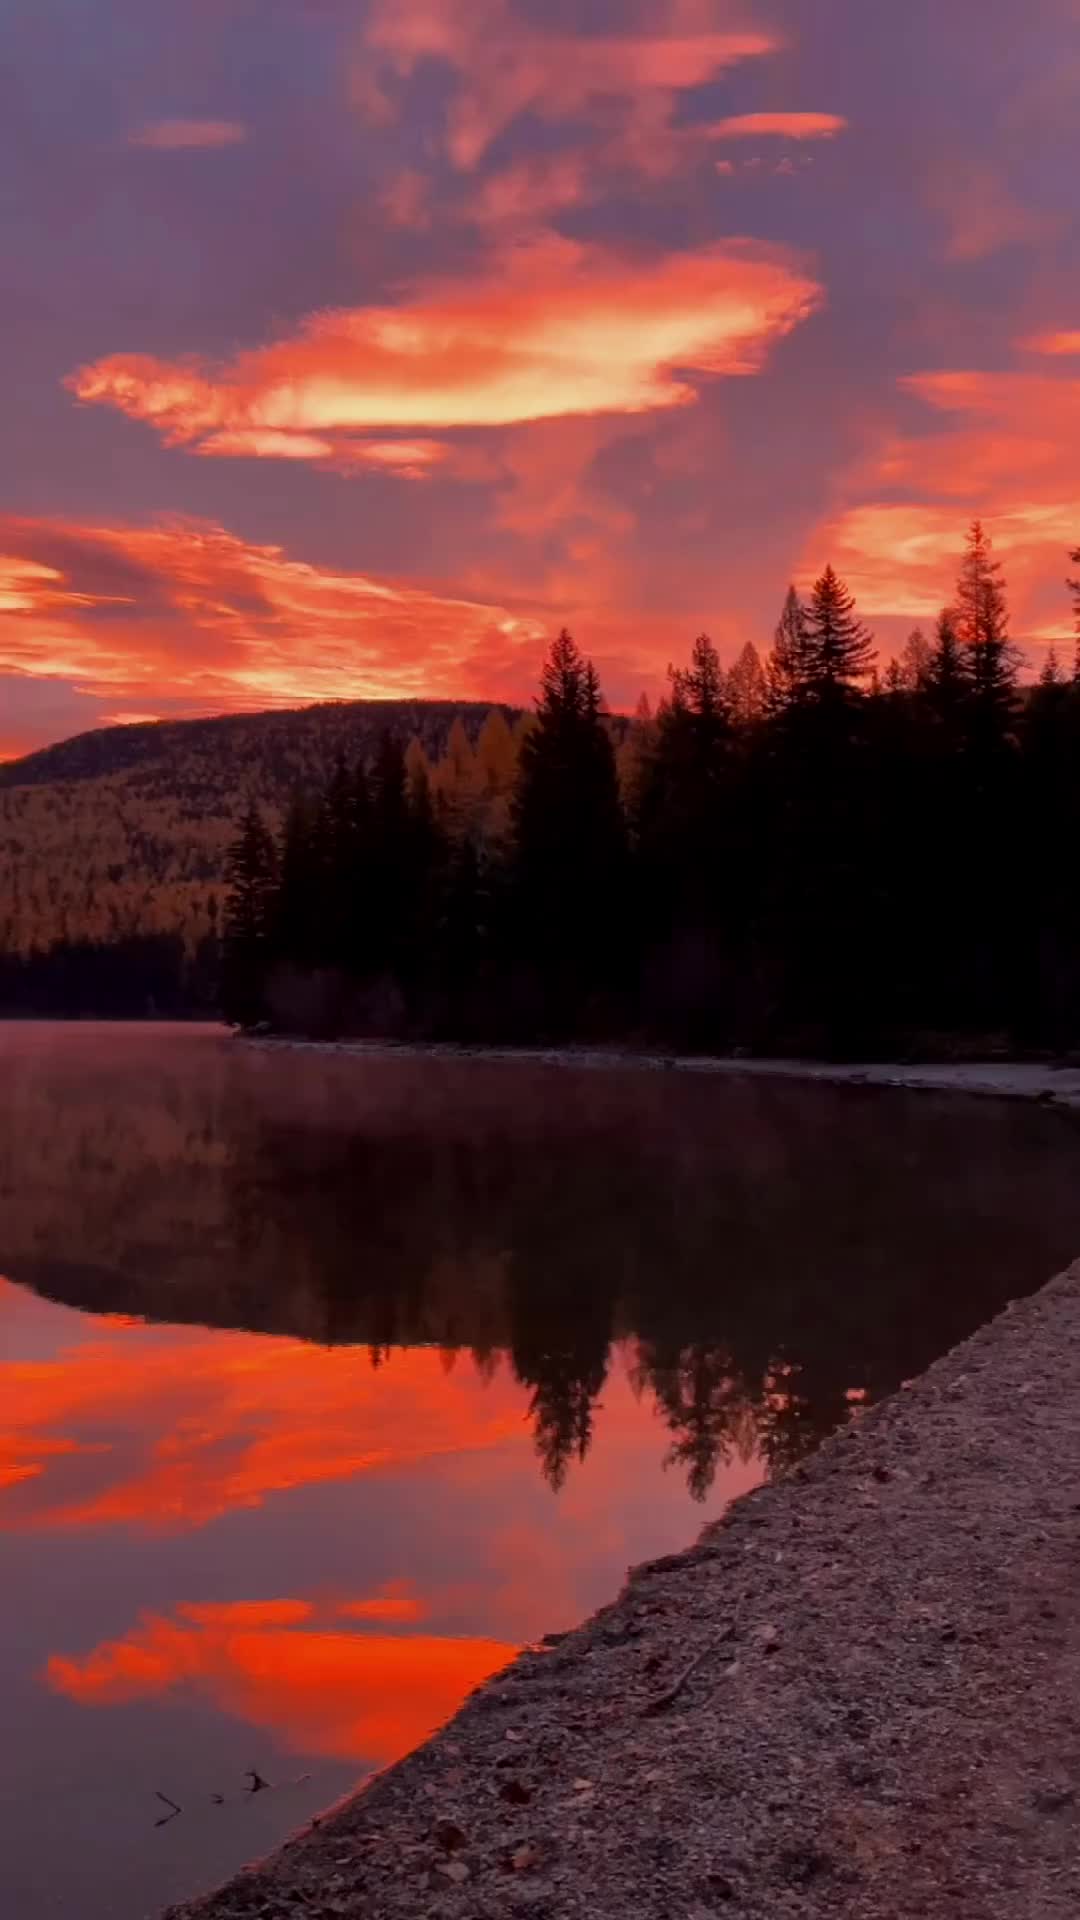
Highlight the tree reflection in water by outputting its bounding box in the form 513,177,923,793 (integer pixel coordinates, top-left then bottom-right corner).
4,1030,1080,1500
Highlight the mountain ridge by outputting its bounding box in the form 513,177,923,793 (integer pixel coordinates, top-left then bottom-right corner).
0,696,520,960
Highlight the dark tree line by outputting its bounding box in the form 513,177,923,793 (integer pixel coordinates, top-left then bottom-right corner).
0,933,219,1019
224,523,1080,1056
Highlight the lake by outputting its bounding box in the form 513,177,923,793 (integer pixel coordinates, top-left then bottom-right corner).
3,1024,1080,1920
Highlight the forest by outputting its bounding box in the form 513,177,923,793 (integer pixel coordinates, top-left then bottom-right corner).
222,522,1080,1058
0,698,511,980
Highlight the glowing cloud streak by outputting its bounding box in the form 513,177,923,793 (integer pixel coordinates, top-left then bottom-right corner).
68,241,820,471
0,515,548,712
710,112,847,140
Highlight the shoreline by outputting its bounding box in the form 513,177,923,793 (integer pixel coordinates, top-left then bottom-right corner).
247,1033,1080,1110
169,1260,1080,1920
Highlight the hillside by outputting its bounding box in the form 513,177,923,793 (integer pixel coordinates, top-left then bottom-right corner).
0,699,516,958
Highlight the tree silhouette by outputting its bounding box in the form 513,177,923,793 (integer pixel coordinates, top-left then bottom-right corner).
209,533,1080,1058
221,802,276,1025
766,585,812,713
512,630,626,1029
957,520,1019,748
802,565,875,707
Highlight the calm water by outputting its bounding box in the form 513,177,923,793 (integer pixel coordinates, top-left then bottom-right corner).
4,1027,1080,1919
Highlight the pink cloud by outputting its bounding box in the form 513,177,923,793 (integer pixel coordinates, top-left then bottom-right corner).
68,239,821,456
193,428,449,478
358,0,778,169
128,119,248,151
472,153,589,227
1023,329,1080,356
802,364,1080,649
709,112,847,140
924,160,1057,263
0,513,550,712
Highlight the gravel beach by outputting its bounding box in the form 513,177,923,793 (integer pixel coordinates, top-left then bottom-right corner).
167,1258,1080,1920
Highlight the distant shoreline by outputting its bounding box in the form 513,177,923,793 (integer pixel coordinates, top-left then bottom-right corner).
245,1032,1080,1110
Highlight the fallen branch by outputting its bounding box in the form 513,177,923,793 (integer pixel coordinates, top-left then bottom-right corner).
640,1626,735,1717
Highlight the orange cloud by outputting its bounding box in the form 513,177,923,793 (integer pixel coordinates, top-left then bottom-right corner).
178,1599,316,1630
710,112,847,140
360,0,777,169
47,1599,515,1763
128,120,248,150
473,153,589,227
192,428,450,478
803,363,1080,643
1023,329,1080,357
68,240,821,460
338,1582,428,1624
0,513,550,712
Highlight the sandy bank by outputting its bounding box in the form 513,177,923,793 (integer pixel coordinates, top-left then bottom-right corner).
169,1260,1080,1919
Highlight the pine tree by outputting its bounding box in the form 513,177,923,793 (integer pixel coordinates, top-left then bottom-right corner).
726,642,767,725
766,586,812,713
273,789,320,970
1068,545,1080,680
900,628,931,692
802,565,875,704
434,718,480,838
475,708,517,799
512,631,626,1028
955,520,1019,743
317,758,359,966
221,802,276,1025
924,607,969,735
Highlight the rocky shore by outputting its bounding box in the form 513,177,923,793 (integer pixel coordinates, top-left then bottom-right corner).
168,1260,1080,1920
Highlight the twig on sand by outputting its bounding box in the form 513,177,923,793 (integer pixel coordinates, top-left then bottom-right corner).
640,1627,735,1717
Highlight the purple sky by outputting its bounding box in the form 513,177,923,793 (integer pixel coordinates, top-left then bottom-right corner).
2,0,1079,754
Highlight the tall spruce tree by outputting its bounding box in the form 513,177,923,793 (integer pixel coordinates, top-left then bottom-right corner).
956,520,1018,745
924,608,969,737
766,585,812,713
512,630,626,1029
726,641,768,726
222,802,276,1026
802,565,875,705
273,789,320,971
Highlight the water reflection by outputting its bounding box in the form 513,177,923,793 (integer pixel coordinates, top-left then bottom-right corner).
3,1025,1080,1920
5,1026,1080,1501
47,1593,516,1768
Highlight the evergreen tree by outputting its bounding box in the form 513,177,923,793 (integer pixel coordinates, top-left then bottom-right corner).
222,802,276,1025
900,627,931,691
924,608,970,738
1068,545,1080,680
802,565,875,704
273,789,320,970
512,630,626,1030
726,642,768,726
766,586,812,713
956,520,1019,744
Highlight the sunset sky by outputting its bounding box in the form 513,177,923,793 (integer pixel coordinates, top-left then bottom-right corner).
3,0,1079,754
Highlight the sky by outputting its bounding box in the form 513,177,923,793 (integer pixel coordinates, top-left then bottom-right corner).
2,0,1080,756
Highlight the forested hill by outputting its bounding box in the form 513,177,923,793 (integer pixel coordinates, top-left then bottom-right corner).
0,698,516,960
0,698,509,793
